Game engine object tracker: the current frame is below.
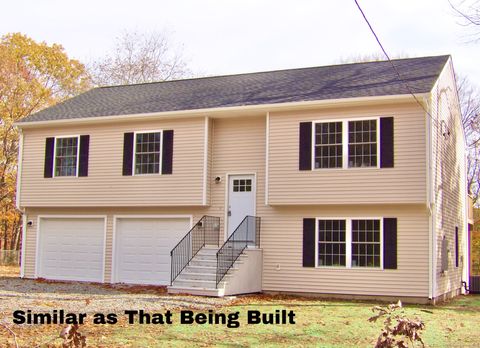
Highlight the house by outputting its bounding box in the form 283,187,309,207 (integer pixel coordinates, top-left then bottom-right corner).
15,55,469,303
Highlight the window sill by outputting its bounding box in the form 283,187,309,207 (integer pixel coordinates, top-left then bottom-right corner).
315,266,385,271
311,166,381,172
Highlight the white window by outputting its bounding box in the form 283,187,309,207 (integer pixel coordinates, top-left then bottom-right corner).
54,136,79,177
316,217,382,268
348,120,378,168
312,118,379,169
134,131,162,175
314,122,343,169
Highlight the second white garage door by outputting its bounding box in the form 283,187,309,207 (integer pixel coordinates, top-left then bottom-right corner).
113,217,191,285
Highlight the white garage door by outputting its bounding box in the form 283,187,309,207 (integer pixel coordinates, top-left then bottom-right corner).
114,217,191,285
38,218,105,282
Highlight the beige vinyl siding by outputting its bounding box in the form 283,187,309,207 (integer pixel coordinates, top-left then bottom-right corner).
261,205,430,297
430,60,467,298
20,117,205,207
268,103,427,205
205,116,266,233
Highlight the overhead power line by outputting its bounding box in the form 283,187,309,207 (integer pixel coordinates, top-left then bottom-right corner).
353,0,440,127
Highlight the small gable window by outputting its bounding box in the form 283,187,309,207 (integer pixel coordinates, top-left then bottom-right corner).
54,136,79,177
134,131,162,175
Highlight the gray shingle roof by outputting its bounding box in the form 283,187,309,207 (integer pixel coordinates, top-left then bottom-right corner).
20,55,450,123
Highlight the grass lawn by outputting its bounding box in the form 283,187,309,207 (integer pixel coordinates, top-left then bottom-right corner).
1,265,479,347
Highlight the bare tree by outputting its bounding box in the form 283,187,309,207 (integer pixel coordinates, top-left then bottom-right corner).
336,52,410,64
450,0,480,41
457,75,480,202
90,31,191,86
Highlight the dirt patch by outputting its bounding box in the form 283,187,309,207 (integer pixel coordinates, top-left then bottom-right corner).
0,267,234,320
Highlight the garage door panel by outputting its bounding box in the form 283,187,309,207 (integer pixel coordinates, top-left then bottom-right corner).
38,218,105,282
115,218,190,285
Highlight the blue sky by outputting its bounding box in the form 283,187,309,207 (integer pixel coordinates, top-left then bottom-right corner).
1,0,479,84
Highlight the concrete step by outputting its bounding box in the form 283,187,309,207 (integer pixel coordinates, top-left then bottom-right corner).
197,248,219,256
184,265,216,274
177,272,217,281
184,265,239,274
193,253,217,261
173,279,217,289
167,286,224,297
189,259,218,267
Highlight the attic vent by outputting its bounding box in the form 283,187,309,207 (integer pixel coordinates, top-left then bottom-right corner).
441,235,449,273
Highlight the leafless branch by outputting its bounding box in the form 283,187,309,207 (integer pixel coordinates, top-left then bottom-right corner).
0,323,19,348
89,30,192,86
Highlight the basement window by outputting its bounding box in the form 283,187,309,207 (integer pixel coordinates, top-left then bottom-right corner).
316,217,383,268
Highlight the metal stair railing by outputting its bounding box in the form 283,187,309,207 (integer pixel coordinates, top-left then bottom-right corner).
170,215,220,285
216,216,261,288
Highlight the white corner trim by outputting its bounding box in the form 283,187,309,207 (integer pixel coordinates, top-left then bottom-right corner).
265,112,270,206
202,116,209,205
20,214,26,278
16,130,24,210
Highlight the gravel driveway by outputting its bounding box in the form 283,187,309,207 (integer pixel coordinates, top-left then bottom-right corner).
0,273,234,318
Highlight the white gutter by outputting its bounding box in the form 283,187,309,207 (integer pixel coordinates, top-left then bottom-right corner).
15,93,429,129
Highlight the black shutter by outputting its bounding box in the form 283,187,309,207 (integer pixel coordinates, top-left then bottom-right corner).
383,217,397,269
303,218,316,267
162,130,174,175
78,135,90,177
44,137,55,178
380,117,394,168
122,132,134,176
299,122,312,170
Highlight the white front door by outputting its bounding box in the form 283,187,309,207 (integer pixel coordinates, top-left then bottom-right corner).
227,174,256,237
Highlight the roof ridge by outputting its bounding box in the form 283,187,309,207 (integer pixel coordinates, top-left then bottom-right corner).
96,54,451,89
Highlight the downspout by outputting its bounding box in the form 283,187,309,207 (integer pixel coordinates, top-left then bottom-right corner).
16,129,26,278
425,94,435,300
